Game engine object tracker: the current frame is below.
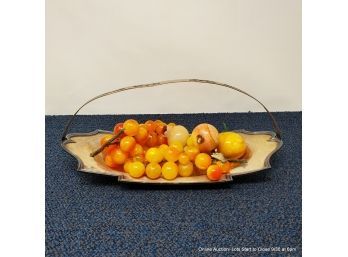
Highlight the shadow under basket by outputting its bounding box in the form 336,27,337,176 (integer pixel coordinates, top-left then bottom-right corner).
61,79,283,185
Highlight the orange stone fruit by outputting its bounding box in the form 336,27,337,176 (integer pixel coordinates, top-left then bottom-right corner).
191,123,219,153
120,136,136,153
194,153,212,170
206,164,223,181
123,119,139,136
111,148,128,165
216,161,233,174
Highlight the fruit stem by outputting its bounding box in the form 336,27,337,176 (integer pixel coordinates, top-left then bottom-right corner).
90,128,125,157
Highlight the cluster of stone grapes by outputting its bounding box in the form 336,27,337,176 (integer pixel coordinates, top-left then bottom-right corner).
99,119,247,181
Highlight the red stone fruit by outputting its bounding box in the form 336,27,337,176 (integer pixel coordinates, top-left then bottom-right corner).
113,123,125,138
145,120,157,133
104,154,119,169
146,132,159,147
157,134,168,145
102,144,117,156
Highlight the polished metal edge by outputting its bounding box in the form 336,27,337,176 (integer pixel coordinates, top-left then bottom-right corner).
61,130,120,178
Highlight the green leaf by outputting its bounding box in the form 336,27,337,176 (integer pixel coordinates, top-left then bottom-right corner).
222,122,229,132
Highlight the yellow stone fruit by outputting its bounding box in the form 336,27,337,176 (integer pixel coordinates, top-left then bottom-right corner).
194,153,212,170
123,159,132,173
162,162,179,180
184,145,200,161
159,144,169,156
178,152,190,165
145,163,162,179
186,136,197,147
169,140,184,153
164,146,180,162
128,161,145,178
145,147,163,163
179,162,194,177
218,132,246,159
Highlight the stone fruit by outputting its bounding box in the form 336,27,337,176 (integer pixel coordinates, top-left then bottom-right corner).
166,125,189,146
145,147,164,163
100,135,119,155
169,140,184,153
194,153,212,170
100,134,114,145
146,132,159,147
123,119,139,136
120,136,136,152
104,154,119,169
184,146,200,161
159,144,169,155
102,144,117,156
157,134,168,145
164,146,180,162
111,148,128,165
162,162,179,180
113,123,126,138
123,159,132,172
178,152,190,165
132,154,145,163
206,164,223,181
216,161,233,174
218,132,247,159
179,162,194,177
128,161,145,178
135,124,149,143
191,123,219,153
186,136,197,147
130,144,144,157
145,120,157,132
155,121,167,134
146,163,162,179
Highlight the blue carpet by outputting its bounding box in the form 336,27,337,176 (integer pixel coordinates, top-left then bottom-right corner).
46,112,301,256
